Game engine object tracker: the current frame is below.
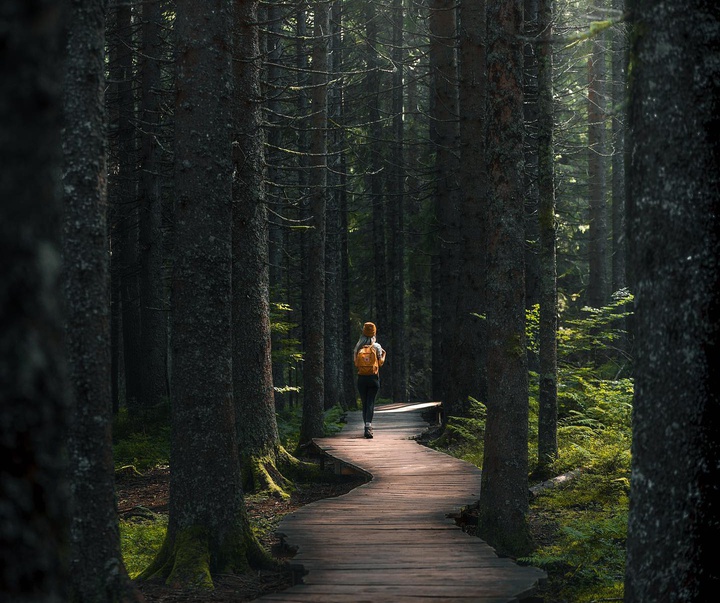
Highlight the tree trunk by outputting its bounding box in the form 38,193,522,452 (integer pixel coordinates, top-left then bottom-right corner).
0,2,70,600
112,0,143,413
63,0,143,600
324,191,343,409
341,175,357,408
624,2,720,600
447,0,487,420
138,0,169,410
232,0,316,497
262,1,288,412
233,0,280,477
404,0,431,402
139,0,269,587
587,4,609,308
324,1,345,410
478,0,532,558
388,0,407,404
332,2,358,410
535,0,558,476
611,0,626,293
106,4,122,416
295,6,312,416
428,0,460,405
523,0,541,312
365,0,389,356
299,3,330,444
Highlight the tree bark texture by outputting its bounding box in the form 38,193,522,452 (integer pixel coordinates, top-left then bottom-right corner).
611,0,627,293
325,14,344,409
523,0,541,311
587,5,609,308
111,0,143,413
364,1,389,361
624,1,720,600
388,0,407,404
232,0,284,484
405,40,431,402
403,0,432,401
331,2,358,410
299,4,329,444
139,0,169,410
428,0,460,405
447,0,487,419
62,0,142,600
536,0,558,474
141,0,267,587
106,5,122,415
324,193,343,410
478,0,532,557
263,1,288,411
0,2,70,600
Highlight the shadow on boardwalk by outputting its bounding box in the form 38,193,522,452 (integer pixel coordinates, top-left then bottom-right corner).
258,403,547,602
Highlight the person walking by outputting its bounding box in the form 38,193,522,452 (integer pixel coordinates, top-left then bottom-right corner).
354,322,386,439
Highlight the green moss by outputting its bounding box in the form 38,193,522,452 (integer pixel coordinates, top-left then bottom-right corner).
137,519,277,590
167,527,213,589
222,516,277,573
120,517,167,579
277,445,323,482
241,444,323,499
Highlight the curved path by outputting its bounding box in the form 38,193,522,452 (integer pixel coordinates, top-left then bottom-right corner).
259,403,547,602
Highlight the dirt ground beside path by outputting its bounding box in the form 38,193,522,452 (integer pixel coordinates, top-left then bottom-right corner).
116,463,366,602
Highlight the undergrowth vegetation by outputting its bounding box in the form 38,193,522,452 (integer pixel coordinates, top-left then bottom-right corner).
430,293,633,602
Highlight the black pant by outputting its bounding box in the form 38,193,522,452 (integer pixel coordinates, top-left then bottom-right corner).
357,374,380,424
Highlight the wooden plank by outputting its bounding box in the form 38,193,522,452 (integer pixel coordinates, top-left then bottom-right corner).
261,583,534,597
260,593,509,603
256,405,546,602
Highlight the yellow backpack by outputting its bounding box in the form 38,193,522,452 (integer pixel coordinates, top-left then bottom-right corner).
355,345,379,376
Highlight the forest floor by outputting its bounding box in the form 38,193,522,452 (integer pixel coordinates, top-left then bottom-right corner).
116,458,368,602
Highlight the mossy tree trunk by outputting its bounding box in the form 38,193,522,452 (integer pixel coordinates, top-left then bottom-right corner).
139,0,271,588
232,0,320,497
63,0,144,600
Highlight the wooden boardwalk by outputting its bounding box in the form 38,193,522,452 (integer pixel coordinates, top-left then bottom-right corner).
258,403,547,602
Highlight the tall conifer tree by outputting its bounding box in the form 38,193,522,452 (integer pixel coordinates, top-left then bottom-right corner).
478,0,533,557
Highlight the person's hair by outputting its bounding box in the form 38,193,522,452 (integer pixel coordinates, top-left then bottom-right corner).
354,334,375,357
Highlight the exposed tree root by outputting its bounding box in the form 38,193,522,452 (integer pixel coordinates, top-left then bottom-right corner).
242,445,323,499
136,521,276,590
